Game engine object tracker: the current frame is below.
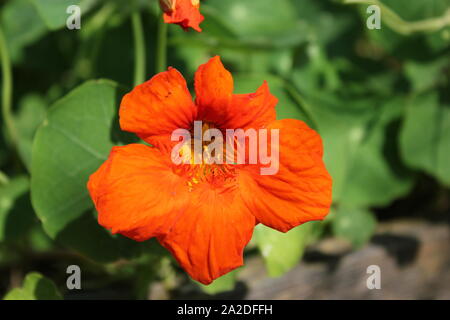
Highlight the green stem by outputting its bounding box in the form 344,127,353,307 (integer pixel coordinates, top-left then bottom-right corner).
0,26,18,148
283,80,319,131
156,16,168,73
342,0,450,35
132,11,146,86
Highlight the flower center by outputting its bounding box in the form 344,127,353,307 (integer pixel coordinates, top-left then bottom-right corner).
175,121,236,191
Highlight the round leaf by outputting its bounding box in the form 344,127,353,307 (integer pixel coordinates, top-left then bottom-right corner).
31,79,140,262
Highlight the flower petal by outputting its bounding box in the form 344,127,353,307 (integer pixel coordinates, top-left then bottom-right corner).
158,185,255,284
119,67,196,149
228,81,277,130
239,119,332,232
195,57,277,130
87,144,190,241
162,0,204,32
194,56,234,125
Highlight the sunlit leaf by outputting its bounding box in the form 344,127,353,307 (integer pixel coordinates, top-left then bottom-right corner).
31,80,140,262
3,272,62,300
15,94,47,169
254,223,312,277
400,93,450,186
332,207,377,248
198,270,238,295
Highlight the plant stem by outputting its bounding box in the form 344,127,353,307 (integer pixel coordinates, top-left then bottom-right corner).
284,80,319,131
156,16,168,73
132,11,146,86
342,0,450,35
0,26,18,148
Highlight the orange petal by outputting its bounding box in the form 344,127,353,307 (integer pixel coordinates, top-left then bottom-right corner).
87,144,190,241
194,56,234,124
228,81,277,130
195,57,277,130
161,0,204,32
239,119,332,232
119,67,196,149
158,185,255,284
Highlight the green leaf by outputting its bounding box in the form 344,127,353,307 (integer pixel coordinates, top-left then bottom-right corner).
3,272,62,300
404,58,449,92
331,207,377,248
295,87,413,207
203,0,305,47
400,93,450,186
301,92,375,203
30,0,97,30
339,98,414,207
290,0,352,45
0,0,47,62
0,176,34,242
198,270,238,295
15,94,47,170
31,79,140,262
254,223,312,277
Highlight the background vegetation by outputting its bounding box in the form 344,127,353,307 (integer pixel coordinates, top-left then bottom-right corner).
0,0,449,299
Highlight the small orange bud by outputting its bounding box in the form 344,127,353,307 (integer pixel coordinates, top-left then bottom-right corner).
159,0,204,32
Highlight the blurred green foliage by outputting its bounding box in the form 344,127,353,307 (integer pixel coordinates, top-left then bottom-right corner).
3,272,62,300
0,0,449,299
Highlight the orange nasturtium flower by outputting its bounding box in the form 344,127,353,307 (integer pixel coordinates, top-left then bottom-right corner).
159,0,204,32
87,56,332,284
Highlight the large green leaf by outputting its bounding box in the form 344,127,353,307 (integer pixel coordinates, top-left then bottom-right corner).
15,94,47,170
339,98,414,207
294,85,413,207
400,93,450,186
3,272,62,300
254,223,312,277
31,80,140,262
302,93,375,203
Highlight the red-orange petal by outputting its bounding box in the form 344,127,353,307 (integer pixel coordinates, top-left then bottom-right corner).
194,56,277,130
119,67,196,150
227,81,277,130
238,119,332,232
194,56,234,124
158,184,255,284
87,144,190,241
161,0,204,32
